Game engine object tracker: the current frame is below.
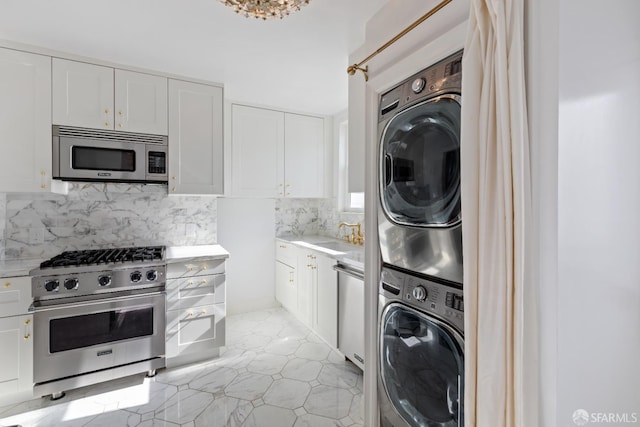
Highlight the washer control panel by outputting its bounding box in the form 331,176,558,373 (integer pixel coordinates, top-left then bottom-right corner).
380,266,464,333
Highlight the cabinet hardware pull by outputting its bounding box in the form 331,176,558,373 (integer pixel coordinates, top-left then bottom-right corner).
118,123,123,128
4,282,10,288
104,122,109,127
172,176,176,180
187,267,193,272
104,109,109,114
24,319,30,325
187,311,194,317
201,309,207,315
118,111,123,115
187,281,194,286
41,170,46,176
280,245,286,248
172,187,176,192
24,334,30,340
200,279,207,284
41,184,46,189
202,265,208,270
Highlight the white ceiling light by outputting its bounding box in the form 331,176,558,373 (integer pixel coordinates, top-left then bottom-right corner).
221,0,311,20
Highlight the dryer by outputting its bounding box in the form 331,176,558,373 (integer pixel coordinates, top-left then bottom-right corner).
379,266,464,427
378,50,463,285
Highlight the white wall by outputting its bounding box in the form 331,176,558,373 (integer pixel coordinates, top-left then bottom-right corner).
217,198,278,314
555,0,640,423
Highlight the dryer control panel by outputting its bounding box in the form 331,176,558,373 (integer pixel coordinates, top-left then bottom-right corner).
380,266,464,333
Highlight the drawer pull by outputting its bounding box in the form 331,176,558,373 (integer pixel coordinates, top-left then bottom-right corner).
24,333,31,340
187,266,193,272
202,265,208,270
279,245,287,248
200,279,207,284
201,309,207,315
4,282,10,288
187,311,194,317
24,319,30,325
187,281,194,286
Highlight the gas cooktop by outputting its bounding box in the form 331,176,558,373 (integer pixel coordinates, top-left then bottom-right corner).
38,246,165,269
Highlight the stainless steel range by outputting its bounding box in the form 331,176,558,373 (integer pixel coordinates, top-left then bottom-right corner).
30,246,167,399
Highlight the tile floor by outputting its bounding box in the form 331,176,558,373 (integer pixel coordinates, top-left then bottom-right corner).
0,308,363,427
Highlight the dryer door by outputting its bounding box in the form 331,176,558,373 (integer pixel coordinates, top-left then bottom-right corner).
380,303,464,427
380,94,461,228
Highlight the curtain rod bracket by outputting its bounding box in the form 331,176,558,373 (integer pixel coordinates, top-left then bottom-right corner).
347,65,369,81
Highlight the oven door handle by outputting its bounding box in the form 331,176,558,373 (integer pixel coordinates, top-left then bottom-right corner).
33,290,165,312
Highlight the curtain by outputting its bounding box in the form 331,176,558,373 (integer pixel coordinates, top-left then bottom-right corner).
460,0,537,426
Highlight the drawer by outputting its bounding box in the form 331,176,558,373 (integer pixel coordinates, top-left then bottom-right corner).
275,241,297,268
167,258,225,279
0,276,31,317
166,274,225,310
166,303,225,358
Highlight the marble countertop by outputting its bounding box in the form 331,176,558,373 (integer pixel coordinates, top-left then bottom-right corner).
0,258,42,278
166,244,229,260
276,235,364,272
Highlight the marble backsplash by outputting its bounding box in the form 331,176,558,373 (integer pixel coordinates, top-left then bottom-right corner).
275,198,365,240
0,183,217,261
0,186,363,262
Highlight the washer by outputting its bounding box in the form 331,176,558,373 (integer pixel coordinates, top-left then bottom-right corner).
378,50,463,285
379,266,464,427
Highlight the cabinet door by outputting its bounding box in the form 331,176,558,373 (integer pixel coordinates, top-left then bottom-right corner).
0,315,33,396
284,113,325,198
315,255,338,347
168,80,224,195
0,48,52,193
231,105,284,197
52,58,114,129
115,70,167,135
275,260,296,313
166,304,225,359
0,276,33,317
296,252,315,327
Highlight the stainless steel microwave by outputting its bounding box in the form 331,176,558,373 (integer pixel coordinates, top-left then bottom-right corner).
52,125,168,184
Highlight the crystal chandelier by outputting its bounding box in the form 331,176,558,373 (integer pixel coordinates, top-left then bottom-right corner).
221,0,310,20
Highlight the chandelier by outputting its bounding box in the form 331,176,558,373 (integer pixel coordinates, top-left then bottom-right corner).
221,0,310,20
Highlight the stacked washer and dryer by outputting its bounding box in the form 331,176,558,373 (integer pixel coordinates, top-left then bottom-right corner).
377,50,465,427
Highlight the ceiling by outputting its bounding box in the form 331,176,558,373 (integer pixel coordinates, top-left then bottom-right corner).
0,0,388,116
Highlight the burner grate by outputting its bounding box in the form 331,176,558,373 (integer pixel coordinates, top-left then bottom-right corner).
40,246,165,269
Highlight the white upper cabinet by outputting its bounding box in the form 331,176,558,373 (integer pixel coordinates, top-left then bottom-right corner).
231,104,325,198
114,69,168,134
0,48,53,193
168,79,224,195
53,58,168,135
284,113,325,198
231,105,284,197
52,59,114,130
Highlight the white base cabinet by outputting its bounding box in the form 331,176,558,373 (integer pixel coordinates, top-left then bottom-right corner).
0,276,34,405
166,250,228,367
314,255,338,348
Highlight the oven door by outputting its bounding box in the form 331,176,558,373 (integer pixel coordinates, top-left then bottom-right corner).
56,137,146,182
33,291,165,384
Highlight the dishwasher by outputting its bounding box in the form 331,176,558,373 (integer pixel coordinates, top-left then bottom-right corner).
334,262,365,370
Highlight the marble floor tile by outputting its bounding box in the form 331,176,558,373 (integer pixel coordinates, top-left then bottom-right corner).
240,404,297,427
262,379,311,410
194,396,253,427
303,385,354,419
281,358,323,382
0,308,363,427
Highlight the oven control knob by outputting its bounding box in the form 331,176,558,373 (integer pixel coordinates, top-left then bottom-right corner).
130,271,142,283
412,285,427,302
44,279,59,292
98,275,112,287
411,77,426,94
146,270,158,281
64,278,79,290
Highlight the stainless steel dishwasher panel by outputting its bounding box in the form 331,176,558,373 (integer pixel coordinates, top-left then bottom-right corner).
335,264,365,370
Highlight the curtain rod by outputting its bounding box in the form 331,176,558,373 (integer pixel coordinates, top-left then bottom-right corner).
347,0,453,81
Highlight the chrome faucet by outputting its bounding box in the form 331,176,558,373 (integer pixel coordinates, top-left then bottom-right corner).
338,222,364,246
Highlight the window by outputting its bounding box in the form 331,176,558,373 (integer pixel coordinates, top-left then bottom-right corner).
338,119,364,212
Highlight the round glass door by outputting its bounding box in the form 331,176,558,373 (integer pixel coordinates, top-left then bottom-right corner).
380,95,461,227
380,303,464,427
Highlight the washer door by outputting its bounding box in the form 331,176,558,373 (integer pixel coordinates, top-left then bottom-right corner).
380,94,461,228
380,303,464,426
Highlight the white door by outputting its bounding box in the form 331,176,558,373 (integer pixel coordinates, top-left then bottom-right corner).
52,58,114,129
0,48,52,192
168,79,223,195
284,113,325,197
297,252,314,326
115,70,168,135
0,315,33,396
231,105,284,197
